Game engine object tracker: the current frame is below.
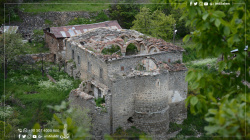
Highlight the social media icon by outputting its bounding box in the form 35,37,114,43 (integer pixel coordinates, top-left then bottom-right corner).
27,134,32,139
38,135,42,138
23,128,28,132
194,2,198,5
199,2,203,6
22,135,26,138
204,2,208,6
33,135,37,138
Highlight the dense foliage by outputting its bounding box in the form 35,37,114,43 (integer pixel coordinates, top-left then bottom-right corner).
108,0,140,29
0,65,81,135
149,0,191,38
0,33,25,79
131,7,176,41
165,0,250,138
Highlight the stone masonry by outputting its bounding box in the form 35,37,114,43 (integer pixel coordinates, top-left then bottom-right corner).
66,28,188,139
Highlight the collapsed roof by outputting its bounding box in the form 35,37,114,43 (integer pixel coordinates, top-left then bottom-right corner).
68,28,184,58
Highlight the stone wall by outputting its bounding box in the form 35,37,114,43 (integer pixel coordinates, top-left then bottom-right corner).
110,73,170,137
107,52,183,74
69,82,111,139
168,70,188,123
65,43,109,85
44,33,65,62
17,53,54,63
14,10,106,37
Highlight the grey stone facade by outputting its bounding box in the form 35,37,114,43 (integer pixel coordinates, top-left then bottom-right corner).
67,28,188,139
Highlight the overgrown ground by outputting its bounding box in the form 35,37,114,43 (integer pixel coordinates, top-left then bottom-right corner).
0,64,81,134
19,0,110,13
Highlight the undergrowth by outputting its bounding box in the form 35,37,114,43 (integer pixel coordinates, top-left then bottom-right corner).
111,126,148,140
0,64,80,129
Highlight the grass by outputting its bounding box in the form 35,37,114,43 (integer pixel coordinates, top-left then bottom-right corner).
68,11,110,25
188,58,217,67
0,64,81,128
44,19,53,25
112,126,147,139
169,110,209,140
22,41,50,54
19,0,110,13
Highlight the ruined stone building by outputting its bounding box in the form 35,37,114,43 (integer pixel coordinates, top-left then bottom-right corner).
65,28,187,139
43,20,121,62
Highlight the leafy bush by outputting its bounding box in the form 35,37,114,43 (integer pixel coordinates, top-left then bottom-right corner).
41,101,91,139
0,121,12,140
205,94,250,139
38,80,55,89
56,79,73,91
95,97,105,108
101,45,121,55
183,47,199,63
38,79,73,91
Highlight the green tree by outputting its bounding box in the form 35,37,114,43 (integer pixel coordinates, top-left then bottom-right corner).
108,0,140,29
131,7,152,35
166,0,250,139
132,7,176,40
0,33,24,79
149,0,190,38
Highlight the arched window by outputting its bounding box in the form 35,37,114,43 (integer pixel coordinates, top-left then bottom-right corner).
148,46,159,54
125,43,138,56
135,58,158,71
101,44,121,56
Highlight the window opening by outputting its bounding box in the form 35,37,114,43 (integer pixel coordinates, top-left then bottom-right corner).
72,50,74,60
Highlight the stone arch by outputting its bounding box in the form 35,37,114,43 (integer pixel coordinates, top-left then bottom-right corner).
119,34,130,42
135,57,159,71
148,45,160,54
138,42,147,55
125,41,140,56
100,43,122,55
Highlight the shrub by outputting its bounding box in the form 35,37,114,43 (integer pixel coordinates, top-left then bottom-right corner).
95,97,105,108
56,79,73,91
38,80,55,89
101,45,121,55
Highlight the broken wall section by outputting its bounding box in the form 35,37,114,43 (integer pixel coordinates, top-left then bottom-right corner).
107,51,183,75
65,43,109,86
168,70,188,123
69,81,111,139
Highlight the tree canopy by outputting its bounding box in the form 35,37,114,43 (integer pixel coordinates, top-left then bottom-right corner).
165,0,250,138
131,7,176,40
